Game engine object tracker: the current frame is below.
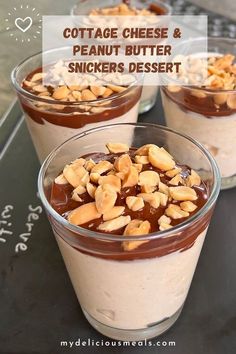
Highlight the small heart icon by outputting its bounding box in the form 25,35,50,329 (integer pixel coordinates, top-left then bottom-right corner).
15,17,32,33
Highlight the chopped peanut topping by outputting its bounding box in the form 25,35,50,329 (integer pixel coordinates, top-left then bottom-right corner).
53,142,206,251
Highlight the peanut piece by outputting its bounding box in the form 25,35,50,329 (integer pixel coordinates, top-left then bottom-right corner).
91,161,113,175
158,182,169,195
169,186,197,201
126,196,144,211
214,93,227,105
95,185,117,214
169,174,183,186
166,168,182,178
133,163,143,173
53,86,70,100
148,146,175,171
155,192,168,206
180,201,197,212
98,175,121,193
84,159,96,172
86,182,96,199
122,166,139,188
90,86,106,96
227,94,236,109
159,223,173,231
134,155,149,164
55,174,68,185
114,154,132,173
138,171,160,187
106,143,129,154
90,173,100,184
158,215,171,225
74,185,86,195
167,84,181,93
98,215,131,232
68,202,101,225
31,72,45,82
103,206,125,221
81,89,97,101
63,165,81,188
135,144,156,156
186,169,201,187
102,87,113,98
33,85,47,93
165,204,189,219
141,185,156,193
71,191,83,202
123,220,151,251
107,84,126,93
138,192,160,208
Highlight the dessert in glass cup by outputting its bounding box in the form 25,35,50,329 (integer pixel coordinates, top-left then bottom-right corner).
71,0,172,114
11,48,142,163
161,37,236,189
38,123,220,341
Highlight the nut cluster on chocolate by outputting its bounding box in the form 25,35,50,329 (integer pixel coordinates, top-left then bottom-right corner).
51,143,207,251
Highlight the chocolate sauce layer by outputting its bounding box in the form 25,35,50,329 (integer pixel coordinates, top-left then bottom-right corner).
49,149,212,260
20,68,141,129
163,87,236,118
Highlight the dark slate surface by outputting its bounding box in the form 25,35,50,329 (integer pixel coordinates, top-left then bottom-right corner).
0,94,236,354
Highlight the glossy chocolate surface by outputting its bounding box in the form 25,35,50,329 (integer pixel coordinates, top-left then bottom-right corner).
20,68,141,129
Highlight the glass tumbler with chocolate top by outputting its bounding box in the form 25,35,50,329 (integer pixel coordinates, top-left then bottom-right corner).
161,37,236,189
38,123,220,341
11,48,142,163
71,0,172,114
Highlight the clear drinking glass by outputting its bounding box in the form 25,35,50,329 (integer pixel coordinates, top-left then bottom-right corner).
11,48,142,163
71,0,172,114
161,37,236,189
38,123,220,341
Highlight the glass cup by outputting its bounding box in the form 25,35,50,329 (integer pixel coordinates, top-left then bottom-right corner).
11,48,142,163
71,0,172,114
161,37,236,189
38,123,220,341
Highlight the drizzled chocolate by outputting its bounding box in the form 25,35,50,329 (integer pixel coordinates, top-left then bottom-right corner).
49,148,211,260
163,87,236,118
163,54,236,118
20,67,141,129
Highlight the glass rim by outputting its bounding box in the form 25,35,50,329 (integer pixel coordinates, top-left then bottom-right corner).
38,122,221,242
11,46,142,106
162,36,236,94
70,0,172,17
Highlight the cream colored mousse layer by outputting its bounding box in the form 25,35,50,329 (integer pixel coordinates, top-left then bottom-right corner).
162,92,236,178
25,102,139,163
55,228,207,330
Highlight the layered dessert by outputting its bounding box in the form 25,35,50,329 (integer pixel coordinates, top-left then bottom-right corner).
162,53,236,188
72,0,171,113
16,60,141,162
49,141,211,333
